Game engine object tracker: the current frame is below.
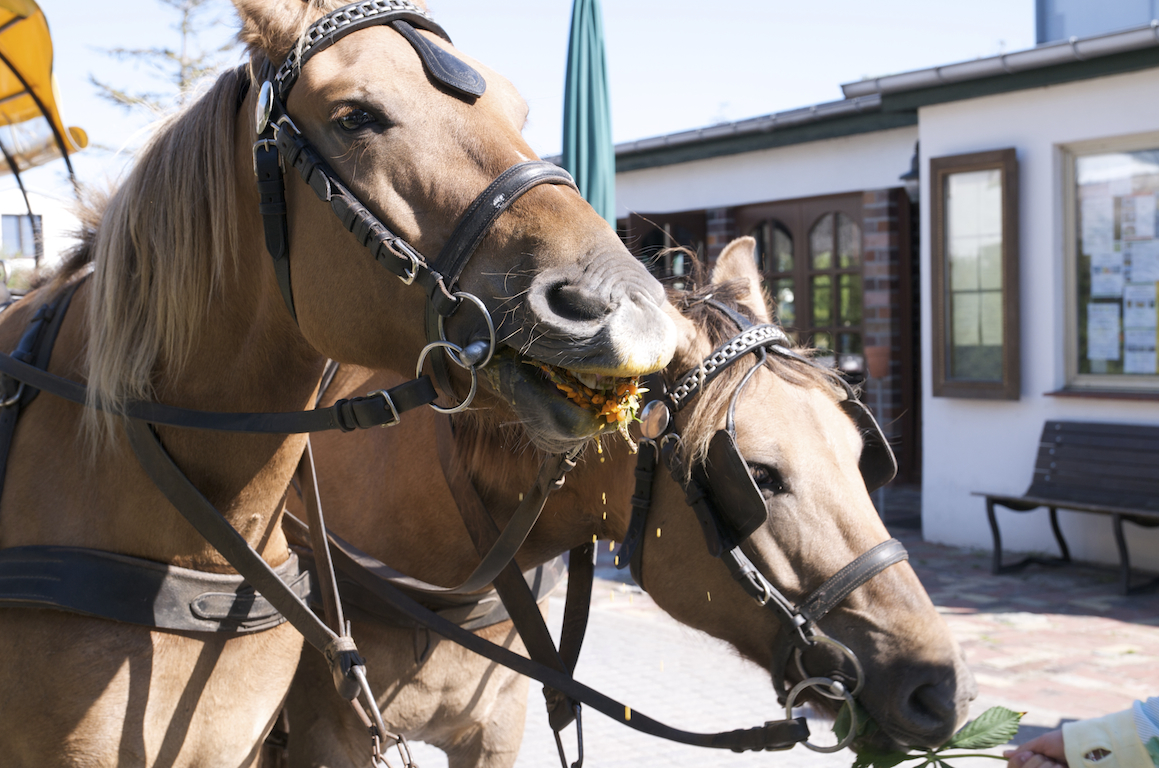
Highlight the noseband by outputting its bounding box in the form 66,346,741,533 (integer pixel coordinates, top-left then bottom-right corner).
250,0,579,411
615,299,905,752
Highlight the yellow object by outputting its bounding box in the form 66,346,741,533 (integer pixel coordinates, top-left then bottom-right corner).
655,528,661,538
0,0,87,175
707,591,711,601
624,706,631,721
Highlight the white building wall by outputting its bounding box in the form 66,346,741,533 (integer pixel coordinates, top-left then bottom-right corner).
918,67,1159,569
0,187,80,273
615,125,918,216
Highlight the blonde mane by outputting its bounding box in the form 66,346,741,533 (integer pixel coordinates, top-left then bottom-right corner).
668,280,845,480
59,67,244,439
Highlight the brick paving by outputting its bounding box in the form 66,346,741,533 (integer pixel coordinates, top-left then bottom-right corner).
403,517,1159,768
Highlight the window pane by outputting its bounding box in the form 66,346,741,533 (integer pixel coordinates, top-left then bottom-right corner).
751,220,793,274
773,277,795,328
945,169,1004,382
1075,148,1159,377
836,332,862,354
810,213,833,270
838,274,861,326
811,274,831,326
1,215,18,257
812,331,832,351
836,212,861,268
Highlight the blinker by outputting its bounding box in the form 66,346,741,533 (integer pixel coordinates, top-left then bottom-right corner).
704,429,768,543
255,81,274,134
839,399,897,493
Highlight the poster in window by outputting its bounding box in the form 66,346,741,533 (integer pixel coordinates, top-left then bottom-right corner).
1122,194,1156,241
1125,328,1158,374
1127,241,1159,283
1081,196,1114,254
1124,282,1157,329
1090,250,1125,297
1086,302,1121,361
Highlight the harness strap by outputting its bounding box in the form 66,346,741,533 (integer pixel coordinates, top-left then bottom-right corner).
0,349,435,433
801,538,909,623
285,513,565,632
124,419,339,654
0,546,309,633
0,280,80,502
434,415,586,733
318,518,812,752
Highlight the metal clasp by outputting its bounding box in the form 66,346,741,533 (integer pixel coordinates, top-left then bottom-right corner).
552,703,584,768
0,380,24,408
251,138,281,177
365,388,401,428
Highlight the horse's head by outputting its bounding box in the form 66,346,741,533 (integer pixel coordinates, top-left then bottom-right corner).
635,238,976,750
233,0,674,451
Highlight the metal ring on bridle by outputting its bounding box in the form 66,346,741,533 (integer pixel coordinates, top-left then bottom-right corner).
783,676,858,753
437,291,496,369
792,635,865,698
416,340,479,414
0,381,24,408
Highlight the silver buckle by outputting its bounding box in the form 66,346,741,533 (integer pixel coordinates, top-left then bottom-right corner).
366,389,401,427
251,138,280,176
0,381,24,408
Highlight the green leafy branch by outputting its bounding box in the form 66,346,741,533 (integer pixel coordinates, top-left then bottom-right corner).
835,704,1024,768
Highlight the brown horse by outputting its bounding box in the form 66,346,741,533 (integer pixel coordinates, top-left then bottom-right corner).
282,238,977,768
0,1,675,765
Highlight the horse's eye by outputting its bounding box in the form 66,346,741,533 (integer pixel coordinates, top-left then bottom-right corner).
336,109,376,132
750,463,788,495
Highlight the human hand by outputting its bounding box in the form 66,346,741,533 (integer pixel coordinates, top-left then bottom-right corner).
1003,729,1067,768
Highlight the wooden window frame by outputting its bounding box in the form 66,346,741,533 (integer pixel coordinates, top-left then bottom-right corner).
1060,131,1159,393
929,148,1021,400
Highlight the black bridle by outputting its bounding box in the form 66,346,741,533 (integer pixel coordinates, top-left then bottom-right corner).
615,299,905,752
250,0,579,411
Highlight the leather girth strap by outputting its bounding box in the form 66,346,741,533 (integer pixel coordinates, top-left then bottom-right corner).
434,415,593,733
0,546,309,633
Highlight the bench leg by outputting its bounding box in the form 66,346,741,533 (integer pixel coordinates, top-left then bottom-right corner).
1048,507,1071,563
986,498,1009,575
1112,514,1159,596
987,499,1071,575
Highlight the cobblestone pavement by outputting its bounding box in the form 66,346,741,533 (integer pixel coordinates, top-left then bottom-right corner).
404,524,1159,768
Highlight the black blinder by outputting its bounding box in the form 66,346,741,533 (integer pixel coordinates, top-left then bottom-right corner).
704,429,768,542
839,399,897,493
392,20,487,99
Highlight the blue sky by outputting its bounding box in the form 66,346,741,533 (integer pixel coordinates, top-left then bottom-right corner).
17,0,1034,197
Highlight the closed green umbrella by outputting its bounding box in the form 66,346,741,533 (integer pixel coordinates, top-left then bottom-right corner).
561,0,614,226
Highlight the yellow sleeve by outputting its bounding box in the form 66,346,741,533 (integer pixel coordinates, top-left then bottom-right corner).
1063,709,1153,768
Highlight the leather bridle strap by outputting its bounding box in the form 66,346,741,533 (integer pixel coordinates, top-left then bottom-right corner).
0,350,435,433
424,162,577,400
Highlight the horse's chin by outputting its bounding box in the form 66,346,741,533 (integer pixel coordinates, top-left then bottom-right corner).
480,349,621,452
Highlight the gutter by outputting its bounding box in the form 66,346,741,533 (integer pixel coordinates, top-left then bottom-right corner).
842,20,1159,98
611,93,882,157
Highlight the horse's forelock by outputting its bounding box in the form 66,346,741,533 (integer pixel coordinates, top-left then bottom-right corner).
82,66,243,444
669,272,844,482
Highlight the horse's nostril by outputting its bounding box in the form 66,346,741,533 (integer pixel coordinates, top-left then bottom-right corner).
546,282,610,322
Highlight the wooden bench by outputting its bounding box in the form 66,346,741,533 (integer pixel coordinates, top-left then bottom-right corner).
974,420,1159,595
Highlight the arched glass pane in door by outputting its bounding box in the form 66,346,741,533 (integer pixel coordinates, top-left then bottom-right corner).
808,212,862,356
751,219,795,330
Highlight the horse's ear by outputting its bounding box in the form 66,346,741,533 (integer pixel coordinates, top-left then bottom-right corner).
709,237,771,323
233,0,320,64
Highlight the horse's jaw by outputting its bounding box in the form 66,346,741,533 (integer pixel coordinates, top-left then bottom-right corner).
480,350,626,452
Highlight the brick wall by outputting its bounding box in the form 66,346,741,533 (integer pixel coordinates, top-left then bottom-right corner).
705,207,736,264
860,188,907,464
